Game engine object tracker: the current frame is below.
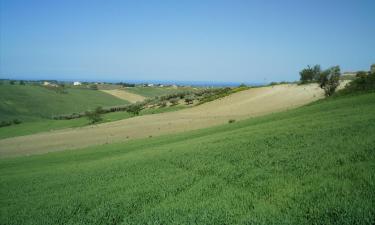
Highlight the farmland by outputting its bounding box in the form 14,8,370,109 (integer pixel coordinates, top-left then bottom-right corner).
0,83,325,157
0,84,129,121
124,86,197,98
1,91,374,224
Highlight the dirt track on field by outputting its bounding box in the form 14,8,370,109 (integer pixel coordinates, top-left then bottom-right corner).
101,89,146,103
0,84,332,157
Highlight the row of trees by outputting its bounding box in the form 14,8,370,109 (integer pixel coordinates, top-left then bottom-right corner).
300,65,341,96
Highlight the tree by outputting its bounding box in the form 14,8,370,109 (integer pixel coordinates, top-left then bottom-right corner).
371,64,375,74
89,84,98,90
299,65,321,83
126,103,143,115
184,95,195,105
19,80,26,85
319,66,341,96
9,80,15,85
312,65,321,81
169,98,179,106
85,107,103,124
158,101,167,108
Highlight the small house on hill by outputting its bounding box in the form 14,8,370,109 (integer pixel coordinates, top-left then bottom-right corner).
73,81,82,86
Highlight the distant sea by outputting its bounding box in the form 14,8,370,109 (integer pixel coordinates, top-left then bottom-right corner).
1,77,266,87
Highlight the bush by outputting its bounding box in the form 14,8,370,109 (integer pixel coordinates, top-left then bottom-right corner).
299,65,320,84
126,103,143,115
0,121,12,127
228,119,236,124
12,119,22,124
184,95,195,105
89,84,98,90
169,98,179,106
85,107,103,124
320,66,341,96
158,101,167,108
341,71,375,93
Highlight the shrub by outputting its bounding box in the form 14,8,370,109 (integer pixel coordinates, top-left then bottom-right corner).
341,71,375,93
126,103,143,115
228,119,236,124
169,98,179,106
320,66,341,96
184,95,195,105
158,101,167,108
89,84,98,90
0,121,12,127
85,107,104,124
371,64,375,74
299,65,321,84
12,119,22,124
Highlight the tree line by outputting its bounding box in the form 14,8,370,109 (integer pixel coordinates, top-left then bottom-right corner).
300,65,341,96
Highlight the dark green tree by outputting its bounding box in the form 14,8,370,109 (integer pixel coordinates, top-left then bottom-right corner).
85,107,104,124
126,103,143,115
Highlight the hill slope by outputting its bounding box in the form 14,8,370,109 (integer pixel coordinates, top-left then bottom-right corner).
0,84,324,157
100,89,146,103
124,86,196,98
0,85,129,121
1,92,374,224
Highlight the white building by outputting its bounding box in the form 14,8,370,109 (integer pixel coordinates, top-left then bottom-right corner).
73,81,82,86
43,81,58,87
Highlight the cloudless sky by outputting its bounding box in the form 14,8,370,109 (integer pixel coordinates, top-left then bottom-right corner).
1,0,374,83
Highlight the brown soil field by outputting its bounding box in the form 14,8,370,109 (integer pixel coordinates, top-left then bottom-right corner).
0,83,346,158
101,89,146,103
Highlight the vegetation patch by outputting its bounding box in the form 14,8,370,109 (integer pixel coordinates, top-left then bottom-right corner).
1,92,374,224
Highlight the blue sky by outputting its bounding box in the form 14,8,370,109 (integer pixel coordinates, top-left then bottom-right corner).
1,0,374,83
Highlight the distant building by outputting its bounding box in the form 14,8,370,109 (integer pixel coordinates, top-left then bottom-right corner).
73,81,82,86
43,81,58,87
147,83,154,87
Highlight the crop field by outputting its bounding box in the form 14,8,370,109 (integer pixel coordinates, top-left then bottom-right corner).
0,85,129,121
0,105,187,140
124,86,197,98
100,89,146,103
0,92,374,224
0,84,325,157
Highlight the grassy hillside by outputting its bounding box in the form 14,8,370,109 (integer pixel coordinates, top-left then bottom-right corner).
0,84,129,121
1,93,375,224
124,86,196,98
0,105,187,139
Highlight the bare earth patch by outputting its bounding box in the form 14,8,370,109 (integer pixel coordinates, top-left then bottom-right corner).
0,83,339,157
101,89,146,103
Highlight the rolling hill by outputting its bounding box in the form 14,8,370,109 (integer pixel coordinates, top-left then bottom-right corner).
0,92,374,224
0,84,129,121
0,83,325,157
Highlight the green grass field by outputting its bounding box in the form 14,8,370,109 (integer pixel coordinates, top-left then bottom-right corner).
1,93,374,224
124,86,196,98
0,105,187,139
0,84,129,121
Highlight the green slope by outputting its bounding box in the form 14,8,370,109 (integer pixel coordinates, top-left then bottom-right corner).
1,93,375,224
0,105,187,139
0,84,129,121
124,86,196,98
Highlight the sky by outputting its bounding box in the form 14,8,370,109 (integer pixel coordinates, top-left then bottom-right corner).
1,0,375,83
